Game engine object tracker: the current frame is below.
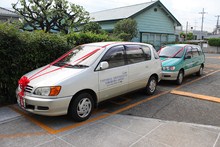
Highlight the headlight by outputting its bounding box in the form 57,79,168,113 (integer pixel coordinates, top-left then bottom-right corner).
34,86,61,96
162,66,176,71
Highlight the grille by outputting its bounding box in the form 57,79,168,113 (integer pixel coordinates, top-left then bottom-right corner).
24,85,33,93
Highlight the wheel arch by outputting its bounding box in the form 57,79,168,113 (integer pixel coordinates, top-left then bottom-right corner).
69,89,98,109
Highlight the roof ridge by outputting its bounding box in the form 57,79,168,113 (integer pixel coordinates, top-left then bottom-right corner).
0,7,17,14
91,1,157,14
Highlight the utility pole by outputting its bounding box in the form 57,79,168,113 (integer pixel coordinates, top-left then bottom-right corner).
199,8,207,39
215,15,220,34
185,21,188,41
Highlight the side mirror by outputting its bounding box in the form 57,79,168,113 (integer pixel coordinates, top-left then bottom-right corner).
99,61,109,70
185,55,192,59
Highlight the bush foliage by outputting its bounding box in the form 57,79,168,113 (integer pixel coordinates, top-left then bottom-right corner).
208,38,220,47
0,22,117,105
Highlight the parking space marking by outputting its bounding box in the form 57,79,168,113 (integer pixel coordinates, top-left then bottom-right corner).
110,97,131,105
0,132,46,139
206,56,220,59
9,105,57,134
7,69,220,135
171,90,220,103
175,69,220,90
92,108,107,115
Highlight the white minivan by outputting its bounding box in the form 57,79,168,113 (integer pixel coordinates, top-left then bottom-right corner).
16,42,162,121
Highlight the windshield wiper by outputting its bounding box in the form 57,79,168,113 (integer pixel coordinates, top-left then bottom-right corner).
71,64,89,68
159,55,169,58
54,62,89,68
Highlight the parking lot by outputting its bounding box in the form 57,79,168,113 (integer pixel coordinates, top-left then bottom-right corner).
1,53,220,147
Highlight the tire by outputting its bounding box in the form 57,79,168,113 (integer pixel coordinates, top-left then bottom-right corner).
145,76,157,95
176,70,184,85
196,65,203,76
68,93,94,122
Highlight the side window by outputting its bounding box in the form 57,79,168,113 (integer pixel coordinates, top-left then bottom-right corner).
197,46,203,55
141,45,152,60
125,45,146,64
192,48,199,57
101,45,125,68
185,46,193,58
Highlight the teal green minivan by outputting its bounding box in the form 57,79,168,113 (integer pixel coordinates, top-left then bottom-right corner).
159,44,205,84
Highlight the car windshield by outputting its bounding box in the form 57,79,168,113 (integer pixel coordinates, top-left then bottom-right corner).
54,45,103,68
159,45,184,58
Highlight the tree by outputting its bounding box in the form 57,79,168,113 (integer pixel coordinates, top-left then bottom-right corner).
180,32,194,40
81,22,103,34
12,0,90,34
113,18,138,41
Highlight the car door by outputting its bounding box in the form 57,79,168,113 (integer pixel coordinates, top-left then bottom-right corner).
98,45,128,101
191,47,201,72
184,46,195,76
125,44,153,91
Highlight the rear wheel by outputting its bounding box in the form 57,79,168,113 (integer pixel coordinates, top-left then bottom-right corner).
176,70,184,85
145,76,157,95
68,93,94,122
196,65,204,76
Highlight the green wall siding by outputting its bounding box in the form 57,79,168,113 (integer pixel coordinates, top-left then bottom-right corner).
134,6,175,34
98,21,116,31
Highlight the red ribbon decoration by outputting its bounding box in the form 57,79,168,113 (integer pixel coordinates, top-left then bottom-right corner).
18,76,30,107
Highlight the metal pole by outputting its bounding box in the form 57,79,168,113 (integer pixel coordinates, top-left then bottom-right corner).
185,21,188,41
199,8,207,40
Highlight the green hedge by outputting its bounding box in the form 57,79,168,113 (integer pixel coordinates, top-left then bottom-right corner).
66,32,119,46
0,23,118,105
0,23,71,105
208,38,220,47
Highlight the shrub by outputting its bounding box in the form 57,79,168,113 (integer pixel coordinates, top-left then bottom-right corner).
208,38,220,47
0,23,71,105
66,32,119,46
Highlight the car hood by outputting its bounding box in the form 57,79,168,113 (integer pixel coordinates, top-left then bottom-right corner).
23,65,85,87
160,57,182,67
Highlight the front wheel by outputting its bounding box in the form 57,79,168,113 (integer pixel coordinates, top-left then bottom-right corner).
145,76,157,95
68,93,94,122
176,70,184,85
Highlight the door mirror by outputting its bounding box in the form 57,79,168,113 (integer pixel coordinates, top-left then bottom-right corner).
99,61,109,70
185,55,192,59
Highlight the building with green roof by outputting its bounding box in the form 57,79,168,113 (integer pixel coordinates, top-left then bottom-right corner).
90,0,182,49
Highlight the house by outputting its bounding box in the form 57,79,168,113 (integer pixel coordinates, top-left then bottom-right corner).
90,0,181,49
0,7,19,22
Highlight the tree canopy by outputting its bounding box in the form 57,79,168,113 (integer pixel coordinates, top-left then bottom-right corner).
12,0,90,34
113,18,138,41
81,22,102,34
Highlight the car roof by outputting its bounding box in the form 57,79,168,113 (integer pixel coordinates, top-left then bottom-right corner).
85,42,153,48
165,44,199,47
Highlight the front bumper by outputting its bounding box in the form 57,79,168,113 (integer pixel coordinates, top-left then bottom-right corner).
16,89,72,116
161,70,179,81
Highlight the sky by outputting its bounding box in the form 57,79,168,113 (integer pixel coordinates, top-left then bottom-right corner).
1,0,220,32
